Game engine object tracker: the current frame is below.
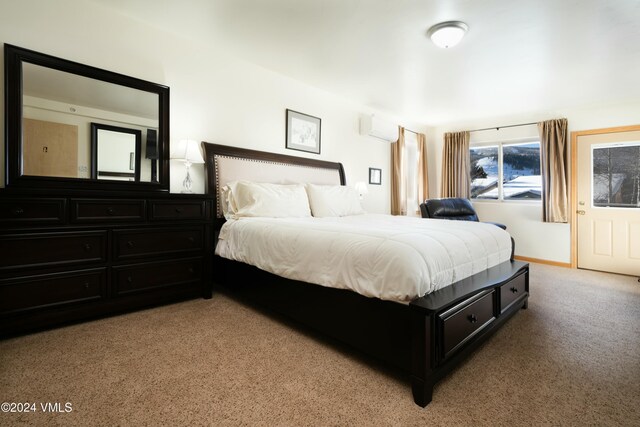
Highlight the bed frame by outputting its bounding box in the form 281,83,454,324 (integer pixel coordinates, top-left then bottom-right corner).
203,142,529,407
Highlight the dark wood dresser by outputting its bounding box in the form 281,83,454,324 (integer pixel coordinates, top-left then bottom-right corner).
0,193,214,336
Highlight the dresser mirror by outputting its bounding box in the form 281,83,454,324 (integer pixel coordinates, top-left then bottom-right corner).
4,44,169,192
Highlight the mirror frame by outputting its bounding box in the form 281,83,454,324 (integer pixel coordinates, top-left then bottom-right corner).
90,123,142,182
4,44,170,193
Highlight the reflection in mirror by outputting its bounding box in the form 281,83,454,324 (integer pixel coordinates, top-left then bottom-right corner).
91,123,141,181
22,62,159,181
23,118,78,178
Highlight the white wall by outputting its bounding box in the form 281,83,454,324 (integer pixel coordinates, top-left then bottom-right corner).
0,0,422,213
430,101,640,263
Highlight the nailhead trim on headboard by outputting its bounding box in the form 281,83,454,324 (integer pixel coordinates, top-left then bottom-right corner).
213,154,340,217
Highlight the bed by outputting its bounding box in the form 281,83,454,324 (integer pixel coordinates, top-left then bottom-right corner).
203,142,529,407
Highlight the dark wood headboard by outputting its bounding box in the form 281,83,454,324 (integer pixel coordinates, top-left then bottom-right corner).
201,142,346,221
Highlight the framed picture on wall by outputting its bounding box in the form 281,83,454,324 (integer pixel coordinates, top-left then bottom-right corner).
286,109,321,154
369,167,382,185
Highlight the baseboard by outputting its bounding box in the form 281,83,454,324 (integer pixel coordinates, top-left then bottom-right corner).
514,255,572,268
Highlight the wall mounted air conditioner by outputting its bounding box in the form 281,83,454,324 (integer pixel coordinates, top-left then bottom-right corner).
359,114,398,142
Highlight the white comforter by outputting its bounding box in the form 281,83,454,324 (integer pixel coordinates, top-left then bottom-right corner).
215,214,512,303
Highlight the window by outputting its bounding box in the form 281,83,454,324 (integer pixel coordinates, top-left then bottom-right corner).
470,141,541,201
592,142,640,208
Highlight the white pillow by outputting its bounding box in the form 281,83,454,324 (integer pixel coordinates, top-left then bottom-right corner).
305,184,365,217
232,181,312,218
219,183,239,219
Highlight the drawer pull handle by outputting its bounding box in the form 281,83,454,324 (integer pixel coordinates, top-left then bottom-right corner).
83,243,92,252
510,287,519,293
188,237,195,243
126,241,135,248
84,282,90,290
107,207,115,216
175,208,183,214
126,276,133,284
188,267,195,274
13,207,24,216
468,314,478,323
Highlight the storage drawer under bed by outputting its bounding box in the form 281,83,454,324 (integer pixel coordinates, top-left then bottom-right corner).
499,272,527,313
439,290,496,359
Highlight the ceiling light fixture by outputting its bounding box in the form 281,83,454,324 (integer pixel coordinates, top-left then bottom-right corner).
427,21,468,49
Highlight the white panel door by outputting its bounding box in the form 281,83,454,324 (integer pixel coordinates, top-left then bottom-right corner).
576,129,640,276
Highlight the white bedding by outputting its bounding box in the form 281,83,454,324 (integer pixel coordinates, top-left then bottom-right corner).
215,214,513,303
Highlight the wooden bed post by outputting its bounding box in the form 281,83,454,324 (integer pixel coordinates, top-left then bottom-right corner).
410,304,434,407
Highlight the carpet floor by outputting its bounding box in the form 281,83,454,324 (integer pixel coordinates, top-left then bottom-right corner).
1,263,639,426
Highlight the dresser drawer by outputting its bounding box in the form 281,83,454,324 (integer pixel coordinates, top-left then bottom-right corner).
114,227,203,260
150,200,207,220
71,199,145,222
113,258,202,295
499,272,527,313
440,290,495,359
0,231,107,270
0,268,106,315
0,198,66,225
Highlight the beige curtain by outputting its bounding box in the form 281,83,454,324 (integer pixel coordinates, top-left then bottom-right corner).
440,131,470,198
538,118,569,222
390,126,406,215
416,132,429,209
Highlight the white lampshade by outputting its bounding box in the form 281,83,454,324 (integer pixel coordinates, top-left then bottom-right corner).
427,21,468,49
170,139,205,164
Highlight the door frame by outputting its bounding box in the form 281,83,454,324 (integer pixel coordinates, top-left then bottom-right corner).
570,124,640,268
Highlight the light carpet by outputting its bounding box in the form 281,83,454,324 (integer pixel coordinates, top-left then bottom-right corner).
1,263,639,426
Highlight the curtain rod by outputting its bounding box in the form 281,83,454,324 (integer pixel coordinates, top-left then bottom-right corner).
468,121,538,133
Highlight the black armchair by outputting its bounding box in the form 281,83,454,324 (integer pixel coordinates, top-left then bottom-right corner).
420,198,513,260
419,198,506,230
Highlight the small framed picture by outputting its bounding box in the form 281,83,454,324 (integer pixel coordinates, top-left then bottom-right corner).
369,167,382,185
286,109,321,154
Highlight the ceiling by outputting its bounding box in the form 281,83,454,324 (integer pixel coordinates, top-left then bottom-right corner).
90,0,640,125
